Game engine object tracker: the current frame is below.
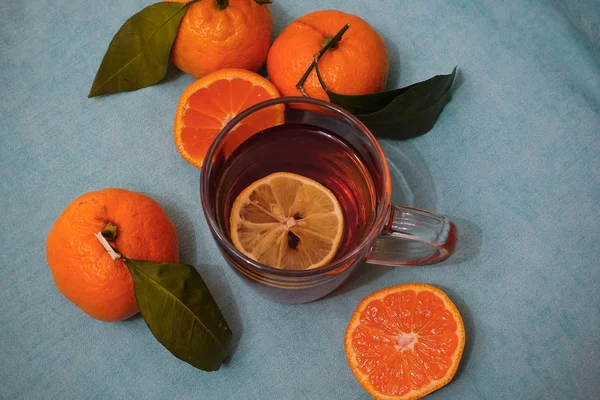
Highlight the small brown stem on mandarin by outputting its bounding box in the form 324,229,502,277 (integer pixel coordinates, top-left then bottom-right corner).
254,0,272,4
295,23,350,96
101,222,118,241
215,0,229,10
321,37,338,50
313,61,330,92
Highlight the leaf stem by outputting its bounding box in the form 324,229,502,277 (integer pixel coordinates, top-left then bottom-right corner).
295,23,350,96
313,60,329,93
95,231,122,261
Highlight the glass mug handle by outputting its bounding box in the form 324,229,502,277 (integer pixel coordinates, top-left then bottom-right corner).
366,206,458,266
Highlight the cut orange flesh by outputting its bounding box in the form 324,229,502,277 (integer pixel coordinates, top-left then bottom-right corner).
345,283,466,399
174,68,283,168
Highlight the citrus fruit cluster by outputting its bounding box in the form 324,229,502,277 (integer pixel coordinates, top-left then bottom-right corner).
46,3,466,398
172,6,389,168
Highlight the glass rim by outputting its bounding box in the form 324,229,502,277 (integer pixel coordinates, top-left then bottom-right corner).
200,96,392,277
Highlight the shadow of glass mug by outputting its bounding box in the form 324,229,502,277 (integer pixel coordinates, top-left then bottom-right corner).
200,97,457,304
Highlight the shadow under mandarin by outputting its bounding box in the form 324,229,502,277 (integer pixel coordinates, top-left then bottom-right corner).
153,194,197,264
379,31,402,90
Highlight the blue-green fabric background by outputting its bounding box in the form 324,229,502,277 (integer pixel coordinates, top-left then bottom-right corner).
1,0,599,398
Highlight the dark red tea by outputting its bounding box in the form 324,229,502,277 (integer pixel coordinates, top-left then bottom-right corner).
214,122,377,267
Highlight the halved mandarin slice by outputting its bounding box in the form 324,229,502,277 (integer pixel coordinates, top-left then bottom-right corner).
345,283,466,400
174,68,283,168
229,172,344,270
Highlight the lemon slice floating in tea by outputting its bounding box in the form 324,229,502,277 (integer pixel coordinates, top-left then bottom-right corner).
229,172,344,270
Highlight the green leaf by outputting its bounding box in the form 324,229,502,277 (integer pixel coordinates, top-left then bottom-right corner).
124,259,232,371
325,81,418,115
88,2,189,98
323,67,457,140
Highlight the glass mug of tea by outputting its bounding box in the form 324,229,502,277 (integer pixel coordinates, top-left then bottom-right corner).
200,97,457,304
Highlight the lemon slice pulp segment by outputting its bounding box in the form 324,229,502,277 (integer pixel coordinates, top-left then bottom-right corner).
229,172,344,270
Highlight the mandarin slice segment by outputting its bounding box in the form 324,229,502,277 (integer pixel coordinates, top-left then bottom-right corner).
345,283,465,400
174,68,283,168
